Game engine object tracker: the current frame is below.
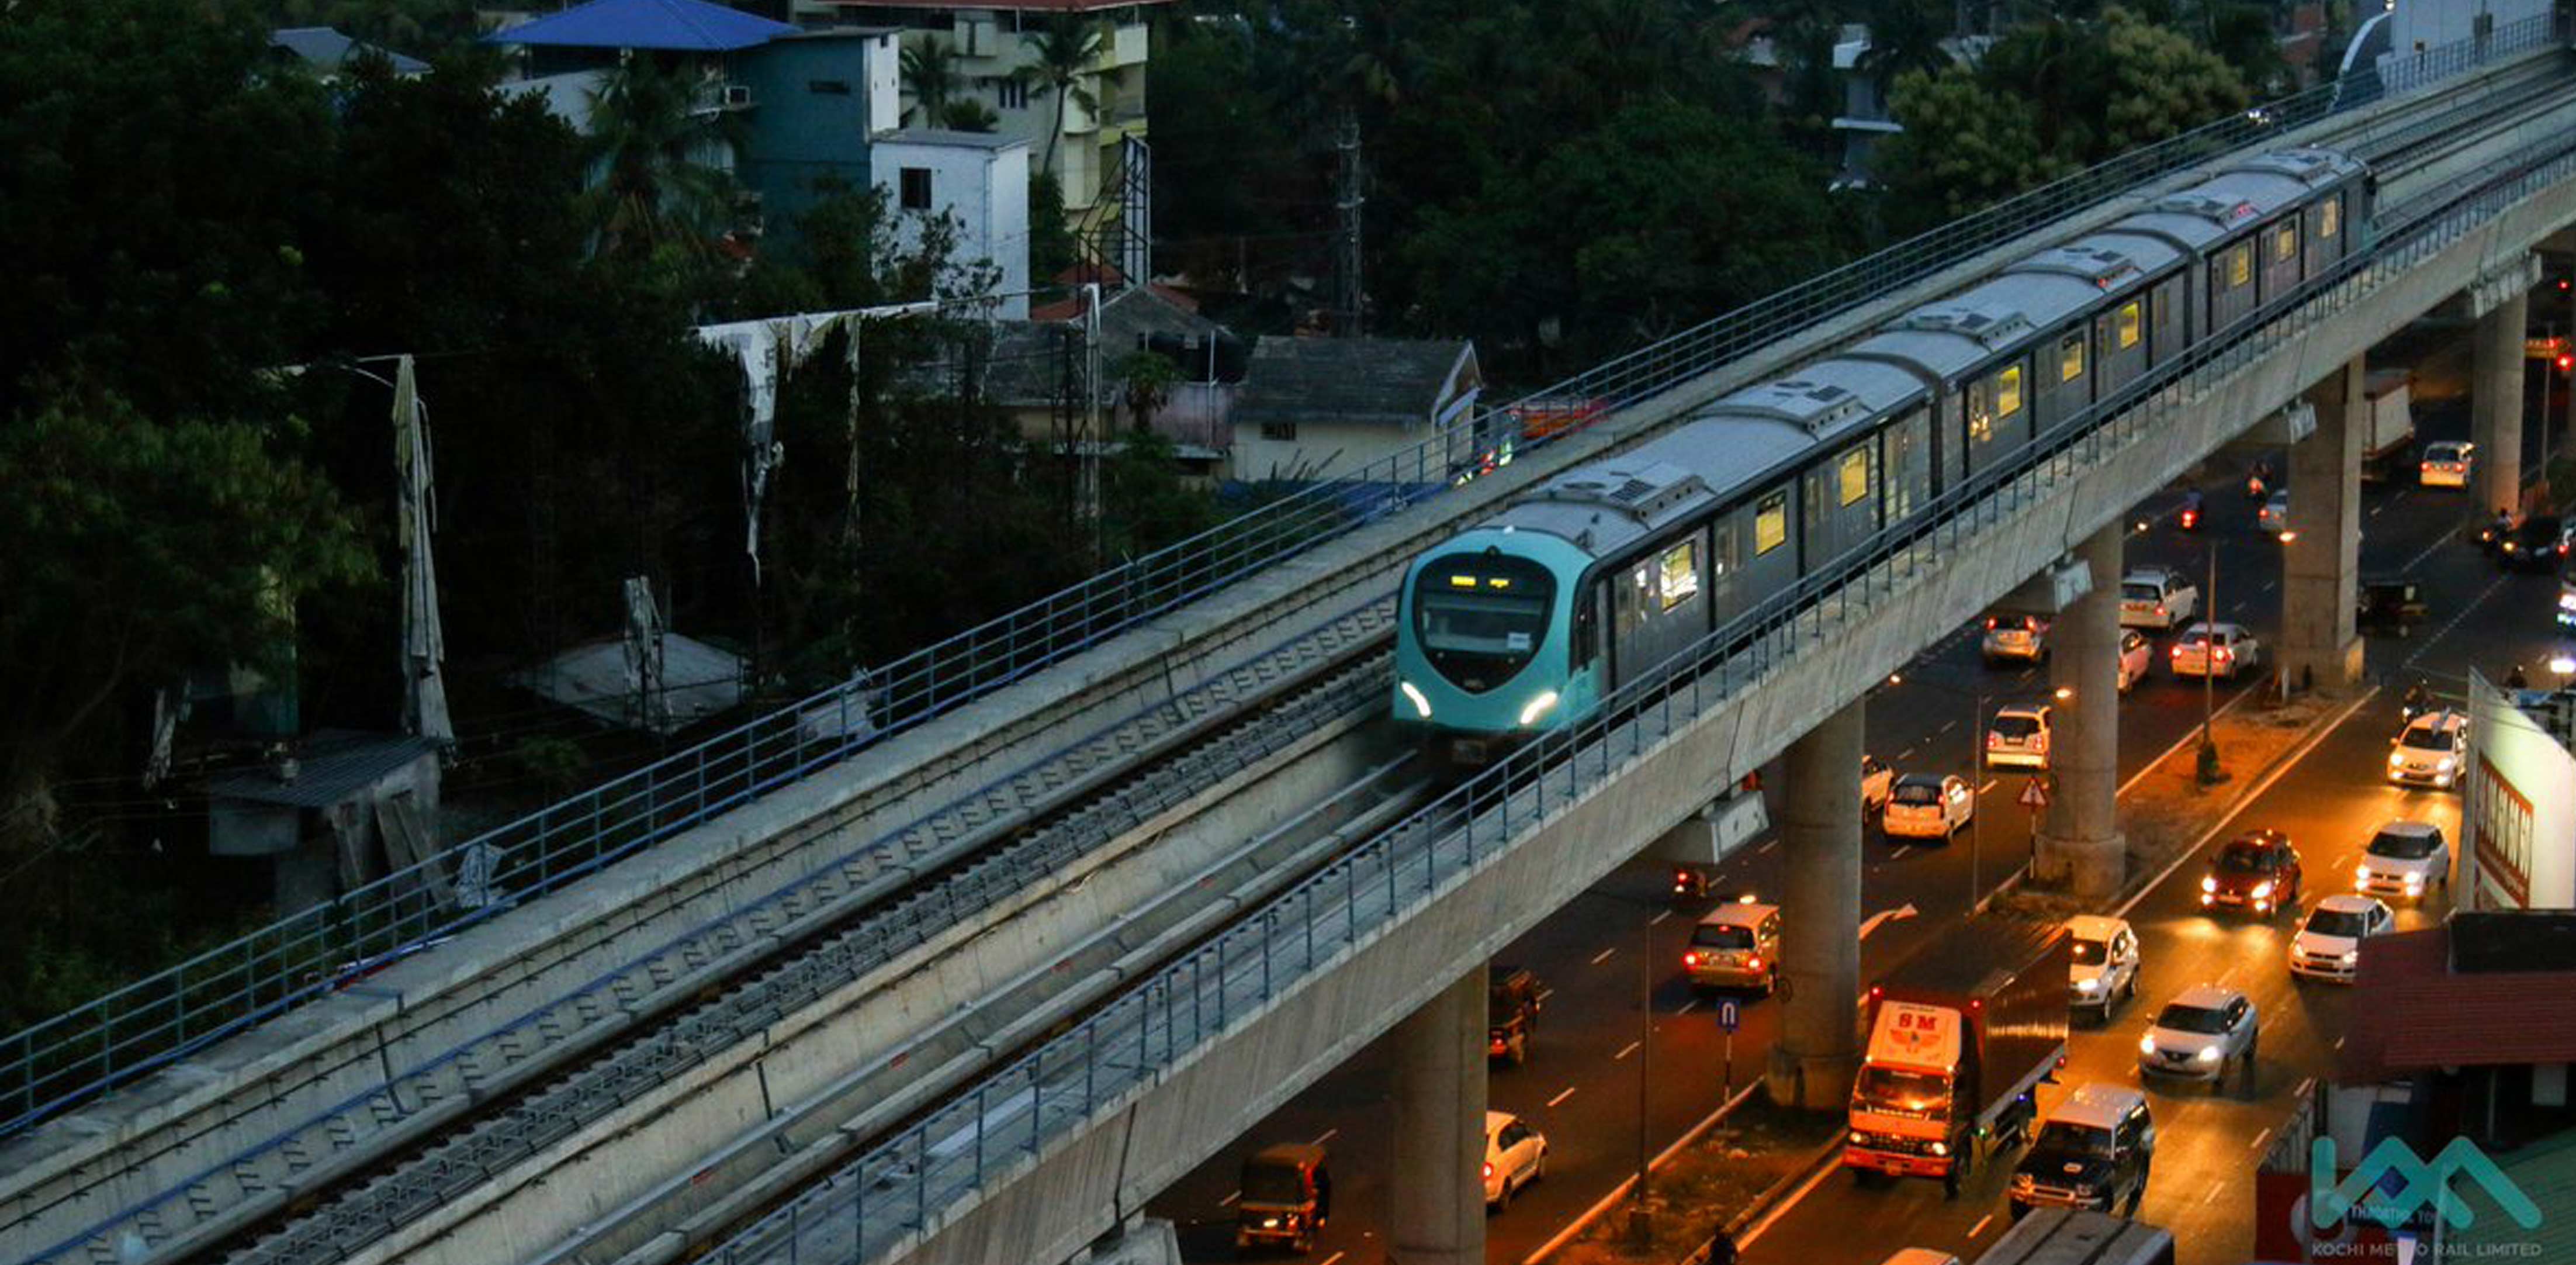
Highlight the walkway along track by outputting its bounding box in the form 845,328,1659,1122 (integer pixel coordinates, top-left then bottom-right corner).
694,103,2576,1265
5,42,2570,1265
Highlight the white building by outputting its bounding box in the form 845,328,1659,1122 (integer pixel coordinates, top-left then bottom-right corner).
2462,670,2576,911
870,129,1031,319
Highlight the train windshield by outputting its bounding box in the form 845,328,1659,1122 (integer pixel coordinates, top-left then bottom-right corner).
1412,554,1555,694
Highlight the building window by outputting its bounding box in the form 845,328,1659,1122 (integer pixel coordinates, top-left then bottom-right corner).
2272,221,2298,262
2116,301,2142,350
993,76,1027,109
1755,492,1788,555
1260,421,1297,442
2321,195,2341,240
1838,447,1870,506
2228,244,2252,288
808,80,852,96
2059,333,2085,383
1657,541,1699,610
899,167,933,210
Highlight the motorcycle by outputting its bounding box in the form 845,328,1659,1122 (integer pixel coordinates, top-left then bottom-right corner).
2400,685,2432,723
2179,493,2204,531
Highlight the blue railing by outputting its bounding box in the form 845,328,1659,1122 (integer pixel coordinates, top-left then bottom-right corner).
698,123,2576,1265
0,11,2556,1139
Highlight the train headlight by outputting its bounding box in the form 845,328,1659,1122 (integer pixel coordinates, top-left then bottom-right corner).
1518,690,1561,727
1400,680,1433,720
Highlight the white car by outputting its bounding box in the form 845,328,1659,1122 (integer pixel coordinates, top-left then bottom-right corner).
2169,622,2260,679
1982,613,2051,665
2115,629,2152,694
2065,914,2141,1021
2138,984,2259,1088
2357,820,2451,898
2289,895,2395,983
1862,754,1895,813
1483,1111,1547,1208
2387,710,2469,790
1882,773,1973,839
1986,705,2052,769
2421,440,2475,488
2120,568,2198,631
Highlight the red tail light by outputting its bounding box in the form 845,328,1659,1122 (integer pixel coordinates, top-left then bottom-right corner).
1745,955,1762,972
2179,510,2198,528
1987,733,2001,746
1986,617,1997,629
2170,645,2183,659
1684,951,1702,967
1483,1162,1495,1180
1869,984,1884,1000
2216,647,2234,662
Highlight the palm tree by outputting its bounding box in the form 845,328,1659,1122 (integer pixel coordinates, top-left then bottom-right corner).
1013,18,1119,177
938,99,1000,132
580,54,746,265
900,36,962,126
1860,0,1955,98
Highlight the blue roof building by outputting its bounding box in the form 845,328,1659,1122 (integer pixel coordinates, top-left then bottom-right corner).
486,0,797,53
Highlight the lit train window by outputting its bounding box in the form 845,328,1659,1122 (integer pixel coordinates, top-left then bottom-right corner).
2228,244,2252,288
2116,302,2142,350
1839,448,1869,506
1659,541,1699,610
2059,334,2085,383
2273,222,2298,262
2320,196,2340,240
1968,381,1995,443
1995,365,2023,418
1756,492,1788,555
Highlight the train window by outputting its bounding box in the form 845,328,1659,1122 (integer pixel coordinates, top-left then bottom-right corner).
1968,380,1995,444
2228,244,2252,289
1573,591,1599,666
2059,333,2085,383
1756,492,1788,555
2272,222,2298,262
1995,364,2023,418
2116,301,2142,350
1839,448,1870,506
1658,541,1699,610
2321,195,2340,240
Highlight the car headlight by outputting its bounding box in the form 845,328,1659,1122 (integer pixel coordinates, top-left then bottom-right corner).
1851,1131,1867,1145
1929,1141,1948,1156
1518,689,1560,727
2253,880,2274,900
2201,876,2218,893
2139,1035,2159,1055
2197,1045,2223,1063
2404,872,2425,889
2076,977,2101,993
2437,756,2456,773
2342,950,2360,964
1399,680,1432,720
2389,752,2407,769
2356,865,2373,883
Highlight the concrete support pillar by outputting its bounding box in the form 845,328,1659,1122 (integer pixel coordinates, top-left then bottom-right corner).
1766,700,1862,1112
2284,358,2368,694
2033,523,2127,898
1388,967,1485,1265
2472,265,2536,514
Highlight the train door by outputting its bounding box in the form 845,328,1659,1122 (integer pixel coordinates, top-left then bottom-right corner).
1883,406,1933,520
2149,275,2187,368
2208,237,2259,331
2305,191,2346,278
2094,295,2147,397
2259,217,2301,303
1801,443,1878,568
1962,355,2031,475
2039,327,2090,430
1608,528,1712,689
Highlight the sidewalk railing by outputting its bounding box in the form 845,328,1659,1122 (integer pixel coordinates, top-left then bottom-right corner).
698,123,2576,1265
0,12,2556,1139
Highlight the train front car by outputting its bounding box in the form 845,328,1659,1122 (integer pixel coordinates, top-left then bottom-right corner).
1394,527,1597,768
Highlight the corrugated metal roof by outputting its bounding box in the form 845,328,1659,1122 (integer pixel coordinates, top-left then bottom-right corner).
2455,1127,2576,1259
271,26,430,75
2340,927,2576,1083
822,0,1173,10
207,731,439,809
1233,337,1475,428
485,0,795,52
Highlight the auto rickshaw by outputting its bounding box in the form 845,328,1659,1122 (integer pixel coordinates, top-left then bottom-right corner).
2356,575,2428,634
1236,1142,1331,1254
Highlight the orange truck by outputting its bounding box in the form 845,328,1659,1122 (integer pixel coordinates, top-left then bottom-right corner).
1845,917,2069,1197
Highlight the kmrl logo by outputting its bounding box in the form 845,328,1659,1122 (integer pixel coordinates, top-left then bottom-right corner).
2310,1138,2544,1231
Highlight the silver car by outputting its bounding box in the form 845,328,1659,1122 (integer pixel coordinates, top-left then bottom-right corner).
2138,984,2259,1090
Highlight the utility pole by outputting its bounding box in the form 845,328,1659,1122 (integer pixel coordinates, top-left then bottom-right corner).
1333,105,1364,338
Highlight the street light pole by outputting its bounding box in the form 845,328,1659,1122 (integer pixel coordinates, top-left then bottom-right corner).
1970,689,1985,911
1632,913,1652,1246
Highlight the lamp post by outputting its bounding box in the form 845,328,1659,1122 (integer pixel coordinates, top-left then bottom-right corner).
1573,884,1683,1248
1885,670,2070,910
2198,537,2222,784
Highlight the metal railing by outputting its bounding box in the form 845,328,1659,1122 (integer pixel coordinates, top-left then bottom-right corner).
699,126,2576,1265
0,12,2555,1139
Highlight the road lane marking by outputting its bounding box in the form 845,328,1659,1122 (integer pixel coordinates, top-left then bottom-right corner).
1320,1254,1346,1265
1649,908,1672,925
1310,1128,1337,1146
1891,846,1914,860
2253,1127,2273,1150
1536,988,1556,1003
1547,1085,1578,1108
2260,580,2277,594
1220,1189,1240,1206
1524,1083,1762,1264
1591,948,1617,966
1758,840,1777,853
1899,745,1917,761
1735,1145,1844,1248
1614,1041,1641,1061
2204,1184,2224,1205
1970,1214,1995,1238
2114,689,2381,920
2298,1077,2315,1098
1677,997,1700,1015
2404,572,2512,670
1940,720,1958,734
2335,1036,2346,1050
1979,779,1998,794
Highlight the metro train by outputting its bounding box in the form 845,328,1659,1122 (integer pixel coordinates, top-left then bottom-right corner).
1393,147,2373,765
